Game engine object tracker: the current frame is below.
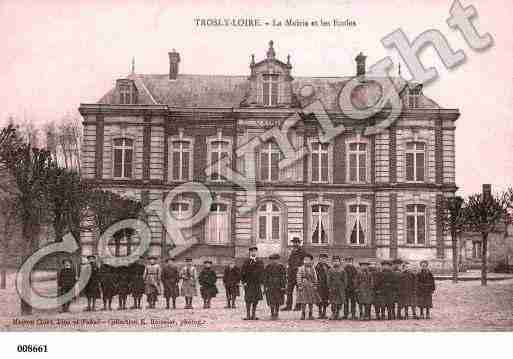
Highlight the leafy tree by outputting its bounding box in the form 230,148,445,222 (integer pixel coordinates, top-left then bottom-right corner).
465,191,509,286
441,196,466,283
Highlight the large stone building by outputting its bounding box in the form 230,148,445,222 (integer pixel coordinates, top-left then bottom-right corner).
78,41,460,268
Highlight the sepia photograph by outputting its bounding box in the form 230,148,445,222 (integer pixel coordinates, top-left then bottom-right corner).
0,0,512,357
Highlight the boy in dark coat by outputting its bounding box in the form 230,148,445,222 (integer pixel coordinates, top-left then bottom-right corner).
116,265,131,310
199,260,218,309
241,246,265,320
343,257,358,320
391,259,403,319
327,256,347,320
264,253,286,320
398,261,417,319
99,263,116,311
83,255,101,311
57,259,76,313
381,260,397,320
129,259,146,309
416,260,436,319
161,258,180,309
223,259,241,309
356,261,374,320
372,262,386,320
315,253,331,319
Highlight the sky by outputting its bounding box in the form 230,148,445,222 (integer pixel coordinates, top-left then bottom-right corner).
0,0,511,196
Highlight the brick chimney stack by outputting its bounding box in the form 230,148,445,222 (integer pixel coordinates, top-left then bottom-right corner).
355,52,366,76
168,49,180,80
482,184,492,200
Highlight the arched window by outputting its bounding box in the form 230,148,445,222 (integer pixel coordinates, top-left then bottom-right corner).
257,202,281,242
405,142,425,182
108,228,135,257
406,204,426,245
206,202,229,244
348,203,368,245
113,138,133,179
310,203,330,245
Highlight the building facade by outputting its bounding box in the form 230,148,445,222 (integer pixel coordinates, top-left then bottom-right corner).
79,41,460,268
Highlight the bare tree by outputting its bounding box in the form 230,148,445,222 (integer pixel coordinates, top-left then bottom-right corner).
441,196,466,283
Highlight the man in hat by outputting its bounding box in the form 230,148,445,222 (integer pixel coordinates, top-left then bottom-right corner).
241,246,265,320
264,254,287,320
116,264,131,310
391,259,403,319
129,257,146,309
315,253,331,319
327,255,347,320
161,257,180,309
282,237,306,311
180,257,197,309
381,260,396,320
398,261,417,319
343,257,358,320
99,262,116,311
199,260,218,309
356,261,374,320
372,261,386,320
223,258,241,309
143,256,162,309
416,260,435,319
57,258,76,313
82,255,101,311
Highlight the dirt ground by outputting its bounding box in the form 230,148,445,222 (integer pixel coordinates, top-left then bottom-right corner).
1,270,512,331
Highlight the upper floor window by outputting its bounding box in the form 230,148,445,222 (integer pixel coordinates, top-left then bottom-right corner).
171,140,192,181
257,202,281,242
206,202,229,245
348,142,368,183
113,138,133,179
263,74,279,106
348,203,368,245
407,86,421,108
311,142,329,183
472,241,482,259
406,204,426,245
118,83,137,104
208,139,230,181
259,142,280,181
310,203,330,245
405,141,425,182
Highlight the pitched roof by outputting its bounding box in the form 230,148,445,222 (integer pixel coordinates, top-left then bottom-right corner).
98,73,441,110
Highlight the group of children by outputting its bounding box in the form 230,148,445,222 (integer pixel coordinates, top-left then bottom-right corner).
57,252,436,321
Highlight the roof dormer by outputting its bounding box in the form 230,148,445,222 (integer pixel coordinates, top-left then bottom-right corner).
115,79,138,105
245,40,295,108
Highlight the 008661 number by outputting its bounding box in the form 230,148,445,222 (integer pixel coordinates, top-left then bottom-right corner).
16,345,48,353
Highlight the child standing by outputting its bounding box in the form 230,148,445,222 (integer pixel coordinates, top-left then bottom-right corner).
264,254,286,320
180,257,197,309
327,256,347,320
296,253,320,320
199,260,218,309
83,255,101,312
222,259,241,309
416,260,435,319
144,256,162,309
57,259,76,313
162,257,180,309
315,253,331,319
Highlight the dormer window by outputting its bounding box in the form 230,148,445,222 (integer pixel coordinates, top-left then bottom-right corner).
117,80,137,104
263,74,279,106
407,85,422,108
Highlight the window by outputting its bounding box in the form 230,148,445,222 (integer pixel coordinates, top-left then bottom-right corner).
119,84,136,104
311,203,330,245
170,200,193,239
406,204,426,245
209,140,230,181
258,202,281,242
109,228,135,257
405,142,425,182
263,74,279,106
206,203,229,244
407,86,421,108
348,204,368,245
348,142,367,182
171,140,192,181
259,142,280,181
113,138,133,179
472,241,482,259
311,142,329,183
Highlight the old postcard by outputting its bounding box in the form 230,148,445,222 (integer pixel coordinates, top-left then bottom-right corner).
0,1,512,349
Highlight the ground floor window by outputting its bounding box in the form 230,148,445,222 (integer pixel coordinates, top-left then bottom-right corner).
206,202,230,244
472,241,482,259
310,203,330,245
108,228,135,257
348,204,368,245
406,204,426,245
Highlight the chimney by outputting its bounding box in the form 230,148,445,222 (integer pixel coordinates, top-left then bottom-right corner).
168,49,180,80
482,184,492,200
355,52,366,76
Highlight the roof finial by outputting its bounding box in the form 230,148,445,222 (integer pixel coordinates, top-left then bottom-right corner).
131,57,135,74
287,54,291,66
398,63,401,77
267,40,275,59
250,54,255,67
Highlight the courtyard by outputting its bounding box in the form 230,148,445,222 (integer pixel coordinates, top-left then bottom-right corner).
1,271,512,331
